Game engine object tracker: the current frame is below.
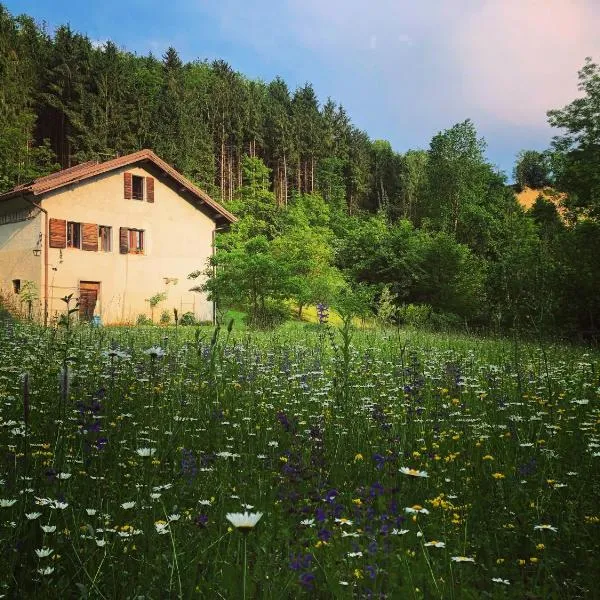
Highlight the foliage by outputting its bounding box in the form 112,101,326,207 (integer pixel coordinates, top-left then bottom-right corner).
513,150,552,190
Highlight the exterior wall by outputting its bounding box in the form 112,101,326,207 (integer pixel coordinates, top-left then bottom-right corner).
0,197,43,314
40,165,215,324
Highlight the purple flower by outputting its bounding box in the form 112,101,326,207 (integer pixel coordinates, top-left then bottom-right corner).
299,572,315,590
318,528,332,542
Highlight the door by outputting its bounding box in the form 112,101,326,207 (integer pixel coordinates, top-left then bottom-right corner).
79,281,100,321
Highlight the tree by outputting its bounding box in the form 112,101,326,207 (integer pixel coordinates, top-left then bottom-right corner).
425,120,488,235
513,150,552,190
547,57,600,219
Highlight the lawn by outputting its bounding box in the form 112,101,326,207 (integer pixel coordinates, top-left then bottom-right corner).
0,319,599,598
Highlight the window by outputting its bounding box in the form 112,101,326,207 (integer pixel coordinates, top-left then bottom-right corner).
99,226,112,252
12,279,20,294
129,229,144,253
119,227,146,254
67,222,82,248
132,175,144,200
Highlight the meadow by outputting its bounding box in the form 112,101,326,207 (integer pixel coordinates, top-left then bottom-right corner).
0,319,599,599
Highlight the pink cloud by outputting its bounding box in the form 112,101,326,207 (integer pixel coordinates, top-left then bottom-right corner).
453,0,600,127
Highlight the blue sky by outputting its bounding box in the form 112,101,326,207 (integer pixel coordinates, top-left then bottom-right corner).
7,0,600,177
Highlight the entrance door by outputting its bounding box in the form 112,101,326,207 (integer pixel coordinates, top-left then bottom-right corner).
79,281,100,321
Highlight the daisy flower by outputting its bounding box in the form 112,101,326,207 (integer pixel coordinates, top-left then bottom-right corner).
136,448,156,457
534,524,558,533
0,499,17,508
226,511,263,532
35,547,54,558
424,541,445,548
451,556,475,563
400,467,428,478
405,505,430,515
491,578,510,585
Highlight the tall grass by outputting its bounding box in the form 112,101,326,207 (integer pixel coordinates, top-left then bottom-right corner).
0,321,598,598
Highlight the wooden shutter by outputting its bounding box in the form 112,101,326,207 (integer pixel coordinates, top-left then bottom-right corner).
146,177,154,202
124,172,133,199
82,223,98,251
49,218,67,248
119,227,129,254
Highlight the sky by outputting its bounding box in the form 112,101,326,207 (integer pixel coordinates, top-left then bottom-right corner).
6,0,600,178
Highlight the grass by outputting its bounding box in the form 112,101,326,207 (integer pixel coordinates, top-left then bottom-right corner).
0,319,599,598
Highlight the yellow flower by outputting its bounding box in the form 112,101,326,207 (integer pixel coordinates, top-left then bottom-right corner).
536,544,545,551
496,558,505,564
492,472,505,480
279,456,288,463
352,498,362,506
530,557,539,563
518,559,526,566
354,453,363,462
354,569,364,579
482,455,494,461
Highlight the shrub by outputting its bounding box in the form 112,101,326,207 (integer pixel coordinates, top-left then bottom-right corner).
159,309,171,325
136,314,153,326
179,311,197,326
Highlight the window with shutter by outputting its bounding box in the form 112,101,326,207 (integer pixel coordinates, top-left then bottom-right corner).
119,227,145,254
124,172,133,199
82,223,99,251
67,222,82,248
98,226,112,252
132,175,144,200
146,177,154,202
49,218,67,248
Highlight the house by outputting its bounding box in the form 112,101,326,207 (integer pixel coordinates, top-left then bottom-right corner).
0,149,236,325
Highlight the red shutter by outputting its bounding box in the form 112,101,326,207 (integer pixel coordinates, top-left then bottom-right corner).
124,172,132,199
82,223,98,251
119,227,129,254
146,177,154,203
49,218,67,248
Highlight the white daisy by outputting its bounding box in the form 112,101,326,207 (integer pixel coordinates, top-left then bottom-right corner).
534,524,558,533
121,501,136,510
0,499,17,508
35,547,54,558
451,556,475,563
226,511,263,532
37,566,55,576
400,467,428,478
41,525,57,533
136,448,156,457
491,578,510,585
26,512,42,520
424,540,445,548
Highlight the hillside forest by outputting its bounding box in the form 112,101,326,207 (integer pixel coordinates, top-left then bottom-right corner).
1,4,600,338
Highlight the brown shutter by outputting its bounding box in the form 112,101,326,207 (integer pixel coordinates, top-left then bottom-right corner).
49,218,67,248
119,227,129,254
124,172,132,199
146,177,154,202
82,223,98,251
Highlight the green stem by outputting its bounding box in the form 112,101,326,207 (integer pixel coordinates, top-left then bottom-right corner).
243,535,247,600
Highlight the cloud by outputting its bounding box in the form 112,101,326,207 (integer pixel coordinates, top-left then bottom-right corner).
187,0,600,169
453,0,600,127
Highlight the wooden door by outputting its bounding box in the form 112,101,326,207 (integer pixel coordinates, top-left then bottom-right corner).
79,282,100,321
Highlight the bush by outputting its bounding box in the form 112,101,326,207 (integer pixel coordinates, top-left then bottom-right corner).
136,314,153,326
247,302,289,329
159,309,171,325
179,312,197,326
398,304,431,327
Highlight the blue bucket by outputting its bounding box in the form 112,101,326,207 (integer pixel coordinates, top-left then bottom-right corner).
91,315,102,327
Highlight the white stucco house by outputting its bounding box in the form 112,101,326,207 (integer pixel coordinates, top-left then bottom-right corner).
0,150,236,324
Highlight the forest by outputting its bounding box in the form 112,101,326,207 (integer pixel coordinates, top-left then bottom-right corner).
1,3,599,338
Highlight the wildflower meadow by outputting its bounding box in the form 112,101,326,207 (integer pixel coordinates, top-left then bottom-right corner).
1,319,599,598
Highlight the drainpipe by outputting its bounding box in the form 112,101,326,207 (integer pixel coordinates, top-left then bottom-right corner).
22,196,49,327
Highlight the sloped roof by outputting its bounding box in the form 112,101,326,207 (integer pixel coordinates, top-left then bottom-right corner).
0,149,236,224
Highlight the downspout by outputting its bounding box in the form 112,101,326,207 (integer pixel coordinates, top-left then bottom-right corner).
22,195,49,327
